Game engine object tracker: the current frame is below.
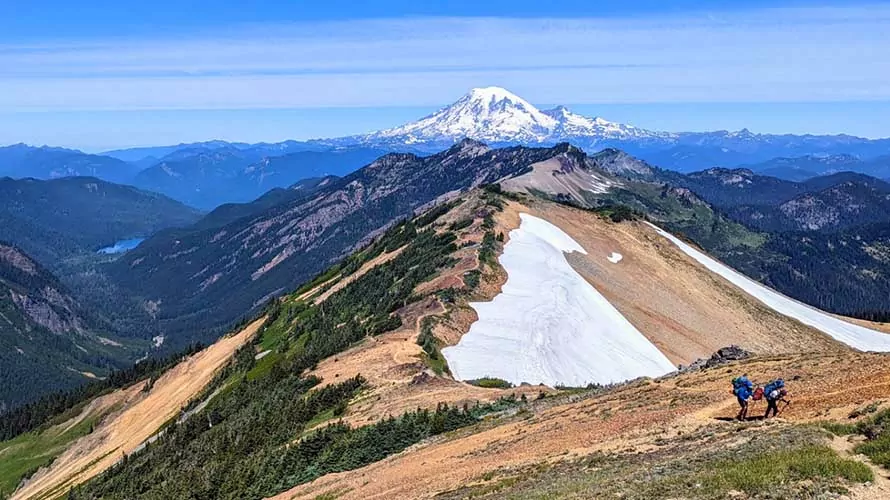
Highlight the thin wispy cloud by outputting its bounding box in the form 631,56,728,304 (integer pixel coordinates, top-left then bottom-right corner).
3,4,890,112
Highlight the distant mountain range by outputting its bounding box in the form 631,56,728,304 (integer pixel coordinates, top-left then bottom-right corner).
676,169,890,232
5,137,890,410
84,138,890,350
103,140,575,347
0,144,140,184
101,140,319,164
4,86,890,210
7,86,890,421
0,144,384,210
132,146,386,209
103,87,890,179
581,152,890,233
316,87,890,171
741,154,890,181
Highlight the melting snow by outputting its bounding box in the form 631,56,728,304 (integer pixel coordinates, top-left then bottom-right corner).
586,174,613,194
442,214,675,387
607,252,623,264
647,222,890,352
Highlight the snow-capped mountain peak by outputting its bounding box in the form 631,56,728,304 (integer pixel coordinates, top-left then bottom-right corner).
541,105,652,139
340,86,678,148
375,86,558,144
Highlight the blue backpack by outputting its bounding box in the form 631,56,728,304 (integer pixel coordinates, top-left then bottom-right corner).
764,379,785,400
732,376,752,399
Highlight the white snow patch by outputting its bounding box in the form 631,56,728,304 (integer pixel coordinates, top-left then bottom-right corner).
152,335,164,348
587,175,612,194
255,349,272,361
607,252,623,264
442,214,675,387
98,336,123,347
647,222,890,352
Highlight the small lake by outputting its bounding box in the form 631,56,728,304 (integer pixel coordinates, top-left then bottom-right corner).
97,238,145,254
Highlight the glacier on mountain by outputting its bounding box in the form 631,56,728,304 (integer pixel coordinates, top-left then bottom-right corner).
354,86,671,147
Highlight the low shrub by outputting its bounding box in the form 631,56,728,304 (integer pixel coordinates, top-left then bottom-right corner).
468,377,513,389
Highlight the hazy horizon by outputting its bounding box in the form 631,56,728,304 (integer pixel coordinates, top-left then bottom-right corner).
4,1,890,149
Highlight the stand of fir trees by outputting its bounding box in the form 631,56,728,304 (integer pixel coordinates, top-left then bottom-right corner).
68,218,516,499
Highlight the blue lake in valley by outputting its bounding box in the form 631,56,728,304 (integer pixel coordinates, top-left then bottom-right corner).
97,238,145,254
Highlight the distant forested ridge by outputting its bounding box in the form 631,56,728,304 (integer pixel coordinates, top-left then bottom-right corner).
0,242,131,411
587,150,890,318
0,176,202,266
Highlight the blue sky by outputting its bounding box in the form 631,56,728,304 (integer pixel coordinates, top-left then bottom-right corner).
3,1,890,150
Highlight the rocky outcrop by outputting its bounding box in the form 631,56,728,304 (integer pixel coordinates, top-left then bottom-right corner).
679,345,753,372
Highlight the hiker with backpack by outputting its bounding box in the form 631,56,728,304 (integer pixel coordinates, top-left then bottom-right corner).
763,378,789,418
732,374,754,421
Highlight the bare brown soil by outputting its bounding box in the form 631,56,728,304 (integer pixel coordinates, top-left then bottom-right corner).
305,195,546,427
831,434,890,499
274,350,890,500
13,317,264,500
273,195,890,499
495,199,845,366
307,316,542,429
25,193,890,500
500,156,615,203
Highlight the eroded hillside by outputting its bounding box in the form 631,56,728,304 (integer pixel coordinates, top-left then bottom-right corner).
0,243,132,411
9,318,262,500
272,191,890,499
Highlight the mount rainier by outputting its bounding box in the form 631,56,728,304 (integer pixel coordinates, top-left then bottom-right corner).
98,86,890,173
336,86,670,148
317,86,890,171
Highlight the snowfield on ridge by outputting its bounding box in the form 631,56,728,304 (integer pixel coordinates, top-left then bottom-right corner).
442,213,676,387
647,222,890,352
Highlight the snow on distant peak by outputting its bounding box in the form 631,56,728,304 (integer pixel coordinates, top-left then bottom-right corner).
542,105,655,139
467,86,527,102
374,87,557,144
357,87,665,147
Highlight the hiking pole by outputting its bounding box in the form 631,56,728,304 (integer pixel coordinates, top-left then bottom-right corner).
776,399,791,416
